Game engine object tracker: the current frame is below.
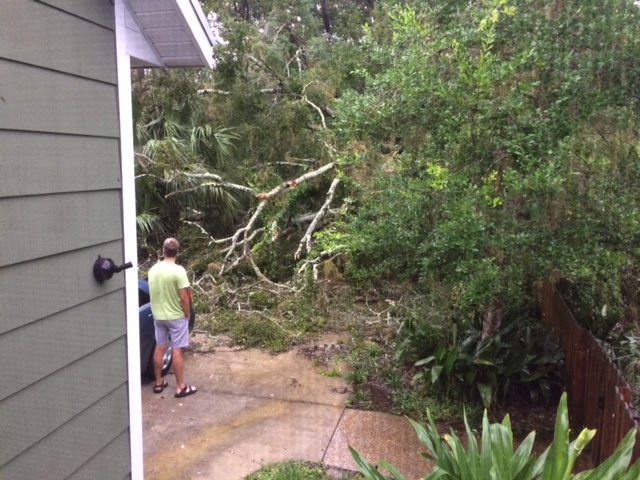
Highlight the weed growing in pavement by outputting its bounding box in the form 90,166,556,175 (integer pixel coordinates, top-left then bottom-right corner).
317,367,342,378
347,389,372,409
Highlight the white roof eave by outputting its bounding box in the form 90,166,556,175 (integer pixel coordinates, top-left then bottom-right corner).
124,0,215,68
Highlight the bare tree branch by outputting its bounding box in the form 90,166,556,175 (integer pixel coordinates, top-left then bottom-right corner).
295,177,340,259
255,162,335,200
296,249,343,281
302,95,327,129
197,88,280,96
165,181,254,198
221,200,268,274
182,220,215,241
134,152,156,164
135,172,164,181
292,209,337,224
221,162,336,277
265,161,314,169
220,228,264,252
183,171,224,181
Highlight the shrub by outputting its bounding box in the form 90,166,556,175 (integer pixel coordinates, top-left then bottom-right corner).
245,460,338,480
411,317,564,408
351,392,640,480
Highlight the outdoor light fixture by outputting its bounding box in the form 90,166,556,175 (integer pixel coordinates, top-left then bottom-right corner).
93,255,133,283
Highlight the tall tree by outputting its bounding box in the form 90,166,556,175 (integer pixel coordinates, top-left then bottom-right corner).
325,0,640,336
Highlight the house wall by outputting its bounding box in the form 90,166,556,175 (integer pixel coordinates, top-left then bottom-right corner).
0,1,132,478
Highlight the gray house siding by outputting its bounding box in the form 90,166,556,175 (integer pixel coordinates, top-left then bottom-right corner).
1,2,132,479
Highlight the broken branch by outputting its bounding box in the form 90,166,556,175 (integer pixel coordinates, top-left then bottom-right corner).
295,177,340,260
221,162,336,277
255,162,335,200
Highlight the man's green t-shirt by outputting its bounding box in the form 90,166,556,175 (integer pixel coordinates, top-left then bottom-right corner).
148,261,190,321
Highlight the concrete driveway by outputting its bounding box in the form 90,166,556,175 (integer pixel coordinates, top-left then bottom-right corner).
141,334,432,480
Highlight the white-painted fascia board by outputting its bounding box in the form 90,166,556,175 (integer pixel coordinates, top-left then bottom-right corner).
123,0,214,68
175,0,215,68
115,2,144,479
123,2,163,67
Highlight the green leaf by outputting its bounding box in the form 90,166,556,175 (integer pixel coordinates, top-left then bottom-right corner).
472,359,496,366
480,410,492,477
378,459,407,480
349,446,389,480
415,356,435,367
463,409,481,477
431,365,444,384
477,383,493,409
541,392,570,480
565,428,596,476
489,422,513,479
618,456,640,480
510,431,537,480
578,428,636,480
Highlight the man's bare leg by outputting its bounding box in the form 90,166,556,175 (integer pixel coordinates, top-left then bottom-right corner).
172,347,185,392
153,344,168,386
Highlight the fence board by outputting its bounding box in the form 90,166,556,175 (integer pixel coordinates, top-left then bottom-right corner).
542,280,640,466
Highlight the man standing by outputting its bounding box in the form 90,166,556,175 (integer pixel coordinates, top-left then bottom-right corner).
148,237,197,398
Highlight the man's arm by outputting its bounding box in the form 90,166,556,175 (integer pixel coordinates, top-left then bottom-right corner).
178,288,190,319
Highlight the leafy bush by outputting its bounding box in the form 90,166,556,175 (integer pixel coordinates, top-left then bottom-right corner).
330,0,640,341
410,317,564,409
351,392,640,480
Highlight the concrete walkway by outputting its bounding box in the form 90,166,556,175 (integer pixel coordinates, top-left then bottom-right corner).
142,337,433,479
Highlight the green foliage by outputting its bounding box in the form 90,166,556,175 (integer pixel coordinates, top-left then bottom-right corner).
138,0,640,423
198,284,328,353
329,0,640,340
412,318,564,408
136,212,167,238
133,69,247,247
339,308,481,423
351,393,640,480
244,460,346,480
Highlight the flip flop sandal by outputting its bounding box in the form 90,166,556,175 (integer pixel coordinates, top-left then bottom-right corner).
153,381,169,394
175,385,197,398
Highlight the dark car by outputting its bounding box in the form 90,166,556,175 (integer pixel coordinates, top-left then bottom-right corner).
138,279,195,379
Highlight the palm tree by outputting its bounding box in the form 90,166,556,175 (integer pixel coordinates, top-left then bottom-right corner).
133,70,247,249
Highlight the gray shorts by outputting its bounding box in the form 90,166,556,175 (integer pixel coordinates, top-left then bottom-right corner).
154,318,189,349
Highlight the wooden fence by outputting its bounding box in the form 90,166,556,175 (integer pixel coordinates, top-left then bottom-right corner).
541,280,640,465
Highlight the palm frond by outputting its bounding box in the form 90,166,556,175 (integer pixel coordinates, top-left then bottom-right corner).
190,125,239,167
136,212,167,237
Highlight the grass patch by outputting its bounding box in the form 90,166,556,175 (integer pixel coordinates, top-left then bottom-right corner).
197,284,340,353
245,460,360,480
199,310,292,352
198,280,482,424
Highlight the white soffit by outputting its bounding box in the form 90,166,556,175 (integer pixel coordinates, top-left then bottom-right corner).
124,0,215,68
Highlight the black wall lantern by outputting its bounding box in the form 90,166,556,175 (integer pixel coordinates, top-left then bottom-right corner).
93,255,133,283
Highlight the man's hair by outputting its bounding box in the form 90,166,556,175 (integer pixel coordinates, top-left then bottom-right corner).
162,238,180,258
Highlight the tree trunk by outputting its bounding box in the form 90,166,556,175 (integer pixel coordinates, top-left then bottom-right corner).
551,0,564,18
319,0,332,34
482,299,504,339
237,0,249,20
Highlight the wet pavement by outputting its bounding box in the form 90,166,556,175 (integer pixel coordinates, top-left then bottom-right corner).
141,335,433,479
